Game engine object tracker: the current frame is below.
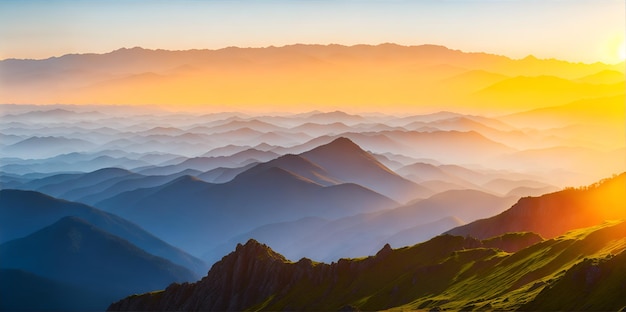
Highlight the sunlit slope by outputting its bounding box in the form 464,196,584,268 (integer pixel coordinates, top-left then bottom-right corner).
108,173,626,311
109,220,626,311
447,173,626,239
1,44,623,114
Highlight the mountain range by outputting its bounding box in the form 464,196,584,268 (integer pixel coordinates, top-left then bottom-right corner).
1,43,624,311
216,188,517,263
2,44,623,114
108,173,626,311
1,108,624,310
94,138,403,256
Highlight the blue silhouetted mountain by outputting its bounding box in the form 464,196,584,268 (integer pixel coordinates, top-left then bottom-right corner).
235,154,340,186
0,269,104,311
0,152,151,176
197,162,258,183
99,170,396,258
219,189,515,262
0,216,197,310
77,170,204,205
96,140,400,257
137,148,278,176
0,189,207,275
2,136,96,159
30,167,137,198
300,137,431,202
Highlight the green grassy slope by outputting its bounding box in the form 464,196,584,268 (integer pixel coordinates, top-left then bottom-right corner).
110,220,626,311
255,221,625,311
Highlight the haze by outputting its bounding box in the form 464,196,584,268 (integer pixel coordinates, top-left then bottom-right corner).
1,1,626,310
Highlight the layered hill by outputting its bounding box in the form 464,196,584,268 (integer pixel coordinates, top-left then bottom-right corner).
108,173,626,311
220,189,516,262
300,137,430,202
0,189,208,275
0,216,197,311
109,219,626,311
95,138,401,256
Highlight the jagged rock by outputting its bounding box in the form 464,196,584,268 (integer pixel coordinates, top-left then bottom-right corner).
109,220,626,311
108,235,492,311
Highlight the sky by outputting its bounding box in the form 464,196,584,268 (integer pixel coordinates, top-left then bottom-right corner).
0,0,624,64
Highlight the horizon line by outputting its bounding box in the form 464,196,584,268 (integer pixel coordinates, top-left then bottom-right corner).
4,42,624,66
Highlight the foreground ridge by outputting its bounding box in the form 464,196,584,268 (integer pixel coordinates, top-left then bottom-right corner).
108,218,626,311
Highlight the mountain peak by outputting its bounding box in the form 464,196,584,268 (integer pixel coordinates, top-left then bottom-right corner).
300,137,428,202
317,137,364,154
233,239,288,263
375,243,393,258
236,238,267,251
301,137,372,164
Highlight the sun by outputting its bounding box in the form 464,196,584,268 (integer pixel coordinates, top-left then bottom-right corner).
619,41,626,61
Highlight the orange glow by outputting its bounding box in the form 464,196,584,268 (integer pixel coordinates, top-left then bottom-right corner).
3,45,625,118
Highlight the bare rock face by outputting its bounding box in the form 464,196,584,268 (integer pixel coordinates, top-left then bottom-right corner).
108,239,298,311
109,224,626,312
108,239,396,311
108,239,353,311
107,236,483,311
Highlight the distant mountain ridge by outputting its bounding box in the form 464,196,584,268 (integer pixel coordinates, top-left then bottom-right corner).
95,138,401,257
220,188,516,262
2,102,622,190
2,44,622,113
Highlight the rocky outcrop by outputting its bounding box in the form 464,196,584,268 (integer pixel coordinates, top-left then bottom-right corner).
108,221,626,311
108,236,481,311
108,239,297,311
